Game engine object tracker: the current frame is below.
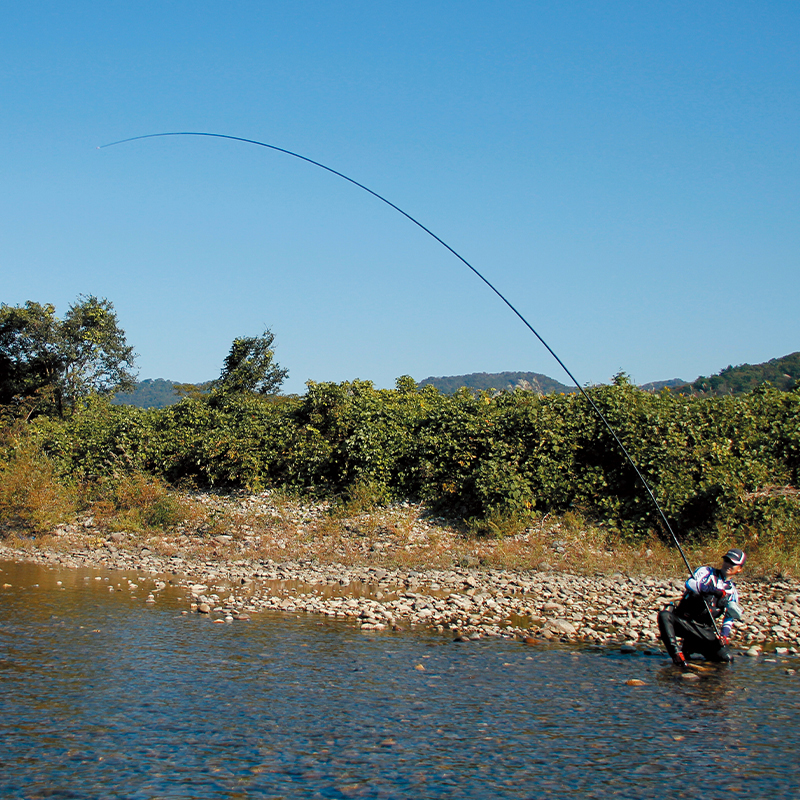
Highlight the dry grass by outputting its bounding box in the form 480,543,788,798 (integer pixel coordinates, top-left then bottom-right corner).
1,453,798,580
87,473,206,533
0,442,77,534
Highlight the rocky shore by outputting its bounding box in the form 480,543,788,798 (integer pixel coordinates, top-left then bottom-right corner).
3,503,800,655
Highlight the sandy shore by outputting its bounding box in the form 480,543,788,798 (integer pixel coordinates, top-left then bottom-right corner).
2,491,799,652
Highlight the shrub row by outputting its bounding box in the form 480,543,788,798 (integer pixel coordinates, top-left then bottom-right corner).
7,377,800,540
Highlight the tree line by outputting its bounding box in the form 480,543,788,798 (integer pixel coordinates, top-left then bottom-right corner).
2,297,799,542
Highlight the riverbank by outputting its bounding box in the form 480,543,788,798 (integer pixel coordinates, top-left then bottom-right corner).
2,490,799,649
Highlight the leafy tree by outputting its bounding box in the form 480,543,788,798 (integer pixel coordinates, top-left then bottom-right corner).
0,296,137,416
213,329,288,396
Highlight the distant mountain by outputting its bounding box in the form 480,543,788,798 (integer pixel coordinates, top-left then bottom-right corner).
639,378,687,393
116,351,798,407
418,371,577,395
417,371,692,396
671,351,800,396
112,379,209,409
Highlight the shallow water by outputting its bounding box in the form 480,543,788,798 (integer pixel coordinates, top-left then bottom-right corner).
1,560,799,799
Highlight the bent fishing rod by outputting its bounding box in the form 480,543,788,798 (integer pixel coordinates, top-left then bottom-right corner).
100,131,711,619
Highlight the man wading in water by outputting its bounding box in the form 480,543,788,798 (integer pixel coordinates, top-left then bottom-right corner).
658,548,746,669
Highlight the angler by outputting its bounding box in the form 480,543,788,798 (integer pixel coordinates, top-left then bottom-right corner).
657,548,746,670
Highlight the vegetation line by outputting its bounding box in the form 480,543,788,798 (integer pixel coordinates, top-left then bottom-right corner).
2,296,799,563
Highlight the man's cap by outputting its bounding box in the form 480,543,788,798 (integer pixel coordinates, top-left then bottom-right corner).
723,548,746,566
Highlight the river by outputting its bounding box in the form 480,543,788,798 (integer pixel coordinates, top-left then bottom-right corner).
1,559,799,799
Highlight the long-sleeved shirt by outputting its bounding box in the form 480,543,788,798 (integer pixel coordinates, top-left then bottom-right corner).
677,565,741,639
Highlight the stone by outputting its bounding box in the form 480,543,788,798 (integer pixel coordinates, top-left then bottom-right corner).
198,603,211,613
546,619,576,635
745,647,761,657
625,679,646,686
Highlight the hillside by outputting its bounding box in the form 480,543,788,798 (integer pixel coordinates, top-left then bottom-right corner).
116,351,798,407
673,351,800,396
418,371,576,395
112,379,212,409
639,378,688,393
111,379,182,409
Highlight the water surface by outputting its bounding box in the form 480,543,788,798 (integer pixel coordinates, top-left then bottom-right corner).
1,560,798,799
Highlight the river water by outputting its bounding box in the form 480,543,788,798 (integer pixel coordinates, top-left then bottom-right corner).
1,559,799,800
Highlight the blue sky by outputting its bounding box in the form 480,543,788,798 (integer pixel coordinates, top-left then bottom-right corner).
2,1,798,394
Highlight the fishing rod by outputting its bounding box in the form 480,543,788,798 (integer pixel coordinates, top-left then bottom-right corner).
99,131,712,620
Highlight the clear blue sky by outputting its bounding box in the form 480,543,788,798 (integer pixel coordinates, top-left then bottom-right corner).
2,1,798,394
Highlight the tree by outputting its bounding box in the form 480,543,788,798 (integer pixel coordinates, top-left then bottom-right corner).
213,329,288,396
0,296,137,416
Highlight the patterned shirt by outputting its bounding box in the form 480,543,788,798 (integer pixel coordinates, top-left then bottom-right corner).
678,566,741,639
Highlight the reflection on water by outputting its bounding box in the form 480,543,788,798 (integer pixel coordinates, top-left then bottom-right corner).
1,559,799,799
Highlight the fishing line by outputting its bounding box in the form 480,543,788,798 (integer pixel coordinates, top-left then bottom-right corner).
99,131,703,587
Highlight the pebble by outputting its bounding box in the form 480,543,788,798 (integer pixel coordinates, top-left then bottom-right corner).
625,679,646,686
3,506,800,651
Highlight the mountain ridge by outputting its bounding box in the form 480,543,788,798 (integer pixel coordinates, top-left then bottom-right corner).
113,351,798,408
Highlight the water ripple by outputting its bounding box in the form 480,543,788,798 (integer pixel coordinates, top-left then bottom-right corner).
1,560,799,799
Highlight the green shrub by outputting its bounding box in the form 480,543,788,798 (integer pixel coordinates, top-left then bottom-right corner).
6,380,798,542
